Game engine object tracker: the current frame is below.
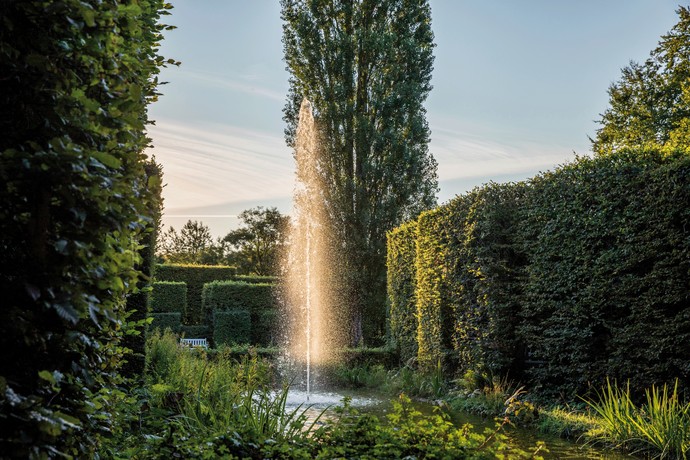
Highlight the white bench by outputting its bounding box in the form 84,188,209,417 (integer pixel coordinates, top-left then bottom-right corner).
180,338,208,348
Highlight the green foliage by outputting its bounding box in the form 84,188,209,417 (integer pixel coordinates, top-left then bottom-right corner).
223,206,289,276
281,0,438,346
158,220,215,264
151,281,187,313
155,263,236,324
235,274,279,284
150,313,182,334
585,379,690,459
122,159,164,381
518,150,690,397
415,205,454,372
203,280,277,344
213,310,251,346
181,325,210,339
390,148,690,400
593,7,690,154
0,0,172,456
386,220,419,364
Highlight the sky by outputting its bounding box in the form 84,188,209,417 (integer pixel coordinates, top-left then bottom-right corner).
147,1,682,238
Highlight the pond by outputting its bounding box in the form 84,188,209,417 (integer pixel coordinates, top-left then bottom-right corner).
283,388,636,460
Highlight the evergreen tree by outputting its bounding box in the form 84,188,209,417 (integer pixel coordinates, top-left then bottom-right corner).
281,0,438,345
592,6,690,154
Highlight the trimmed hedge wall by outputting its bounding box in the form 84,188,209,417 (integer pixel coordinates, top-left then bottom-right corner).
235,275,279,285
388,149,690,399
151,281,187,313
415,205,454,372
203,281,277,346
387,221,419,364
155,264,235,324
517,150,690,397
150,312,182,334
181,325,210,339
214,310,251,345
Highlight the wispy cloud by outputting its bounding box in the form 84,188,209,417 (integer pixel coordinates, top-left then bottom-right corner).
429,117,590,184
176,69,285,102
147,119,295,212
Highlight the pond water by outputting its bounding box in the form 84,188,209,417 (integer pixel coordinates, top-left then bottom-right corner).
283,388,635,460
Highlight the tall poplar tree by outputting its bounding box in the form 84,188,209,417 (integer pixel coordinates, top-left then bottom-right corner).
592,6,690,154
281,0,438,345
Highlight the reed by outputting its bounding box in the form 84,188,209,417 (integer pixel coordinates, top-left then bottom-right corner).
586,378,690,459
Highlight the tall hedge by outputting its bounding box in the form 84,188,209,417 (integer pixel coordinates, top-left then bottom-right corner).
387,221,419,364
203,281,277,345
448,183,528,379
518,149,690,397
415,205,455,372
155,264,236,324
0,0,171,456
151,281,187,313
388,148,690,399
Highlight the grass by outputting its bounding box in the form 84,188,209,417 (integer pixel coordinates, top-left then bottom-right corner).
585,378,690,459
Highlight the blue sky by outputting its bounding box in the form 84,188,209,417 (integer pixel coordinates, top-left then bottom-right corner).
147,1,681,237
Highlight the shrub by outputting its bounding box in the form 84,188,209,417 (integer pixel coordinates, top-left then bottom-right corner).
214,310,251,346
151,281,187,313
0,0,171,456
203,281,276,344
181,325,210,339
386,220,418,364
414,205,455,372
155,264,236,324
234,274,279,285
150,313,182,334
254,309,278,346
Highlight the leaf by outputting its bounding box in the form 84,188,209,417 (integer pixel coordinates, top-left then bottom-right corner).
91,151,122,169
38,370,56,385
54,303,80,325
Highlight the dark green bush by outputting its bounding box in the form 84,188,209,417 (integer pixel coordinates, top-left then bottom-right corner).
150,313,182,334
389,148,690,400
181,325,210,339
203,281,277,344
234,274,279,285
386,220,418,364
214,310,251,346
517,149,690,398
254,309,279,346
155,264,236,324
0,0,171,456
151,281,187,313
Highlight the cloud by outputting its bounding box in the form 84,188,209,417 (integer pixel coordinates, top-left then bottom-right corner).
176,69,285,102
429,117,590,183
147,119,295,212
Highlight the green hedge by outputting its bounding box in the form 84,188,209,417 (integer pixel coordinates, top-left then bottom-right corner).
447,183,528,379
388,148,690,399
214,310,251,346
386,221,419,364
415,205,455,372
0,1,170,455
155,264,236,324
181,325,210,339
151,281,187,313
255,309,279,346
203,281,277,345
517,149,690,397
150,313,182,334
235,275,279,285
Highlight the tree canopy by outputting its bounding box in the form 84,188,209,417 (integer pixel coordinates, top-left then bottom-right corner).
592,6,690,154
223,207,289,276
281,0,438,344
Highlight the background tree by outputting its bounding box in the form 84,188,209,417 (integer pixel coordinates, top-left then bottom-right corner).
223,206,289,276
592,6,690,154
159,220,215,264
281,0,438,345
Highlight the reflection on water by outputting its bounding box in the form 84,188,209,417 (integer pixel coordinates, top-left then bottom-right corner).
282,388,635,460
